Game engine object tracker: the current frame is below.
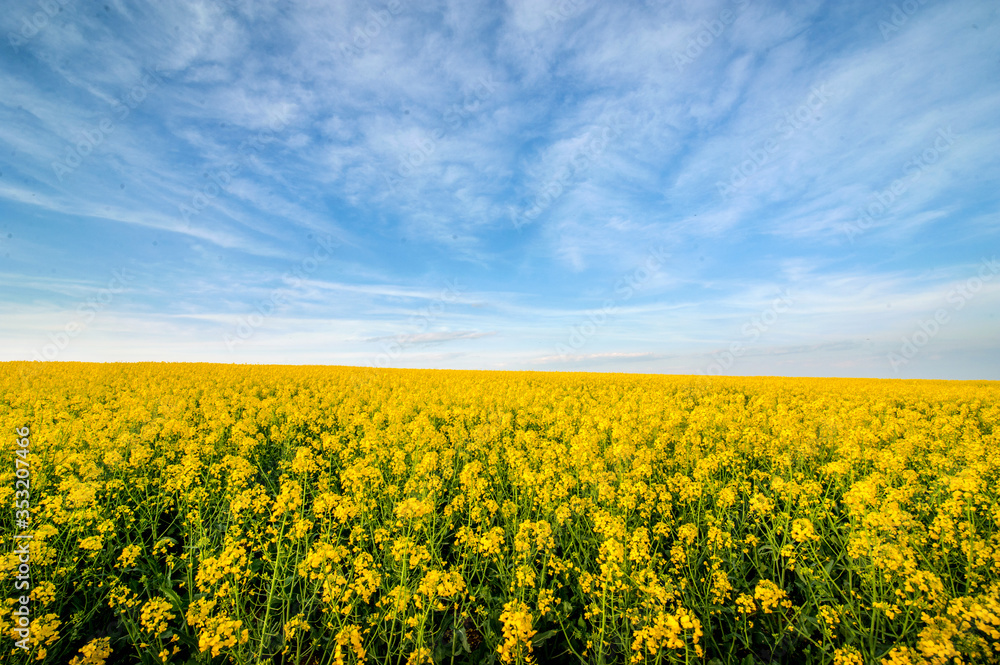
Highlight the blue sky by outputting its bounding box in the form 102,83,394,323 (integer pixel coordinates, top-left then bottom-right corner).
1,0,998,379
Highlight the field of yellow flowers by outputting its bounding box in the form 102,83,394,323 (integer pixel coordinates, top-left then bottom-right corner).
2,362,999,665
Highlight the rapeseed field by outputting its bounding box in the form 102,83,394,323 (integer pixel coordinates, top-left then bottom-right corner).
1,362,999,664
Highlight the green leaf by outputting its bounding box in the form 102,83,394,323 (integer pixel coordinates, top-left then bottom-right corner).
531,629,559,646
456,626,472,654
159,584,184,612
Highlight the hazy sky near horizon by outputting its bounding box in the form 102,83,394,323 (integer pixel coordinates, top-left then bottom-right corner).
1,0,998,379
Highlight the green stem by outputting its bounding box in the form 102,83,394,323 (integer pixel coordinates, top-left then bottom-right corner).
254,515,287,665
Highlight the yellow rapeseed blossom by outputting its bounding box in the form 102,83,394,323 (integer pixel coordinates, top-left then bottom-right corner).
140,597,175,636
117,543,142,569
2,362,999,664
834,646,865,665
754,579,792,615
283,614,310,642
790,518,819,543
68,637,112,665
735,593,756,616
498,600,537,664
29,612,61,661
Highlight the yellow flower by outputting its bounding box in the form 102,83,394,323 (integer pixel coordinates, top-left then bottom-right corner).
833,646,864,665
332,624,366,664
79,535,104,553
497,600,537,664
68,637,112,665
394,497,434,520
29,612,61,661
790,518,818,543
117,543,142,569
735,593,756,616
630,607,704,661
31,581,57,607
754,579,791,615
140,597,176,636
881,646,921,665
284,614,311,641
676,523,699,546
537,589,557,616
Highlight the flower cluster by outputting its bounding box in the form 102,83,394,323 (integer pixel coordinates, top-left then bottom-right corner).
1,362,998,664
